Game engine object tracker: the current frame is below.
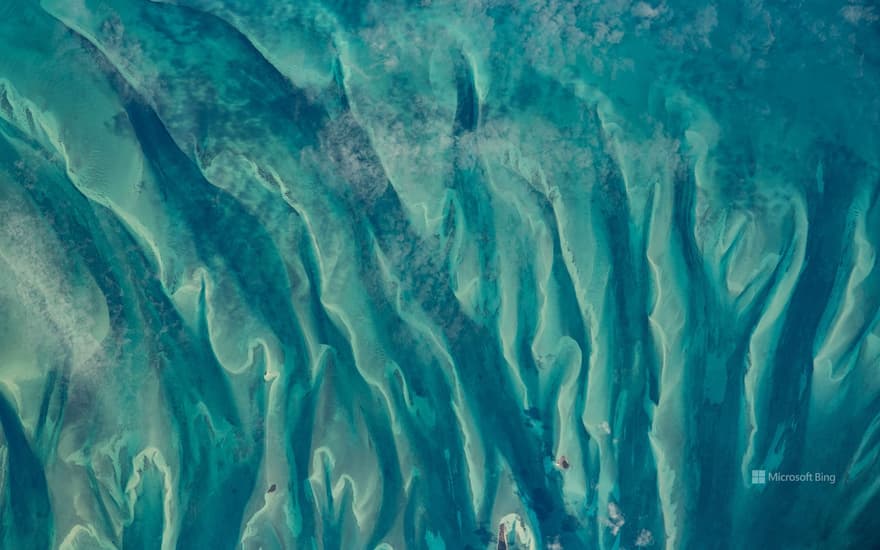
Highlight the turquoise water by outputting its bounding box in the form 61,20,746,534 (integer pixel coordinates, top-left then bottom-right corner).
1,0,879,548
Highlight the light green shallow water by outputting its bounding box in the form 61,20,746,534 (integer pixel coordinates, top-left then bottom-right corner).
0,0,879,549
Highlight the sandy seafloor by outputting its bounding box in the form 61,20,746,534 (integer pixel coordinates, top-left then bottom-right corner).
1,0,879,549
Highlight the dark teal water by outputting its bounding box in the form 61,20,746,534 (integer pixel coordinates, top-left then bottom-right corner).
1,1,879,549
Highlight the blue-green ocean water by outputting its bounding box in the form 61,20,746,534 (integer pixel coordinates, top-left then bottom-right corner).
1,0,879,548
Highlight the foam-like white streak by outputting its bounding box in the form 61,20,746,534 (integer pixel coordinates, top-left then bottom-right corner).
57,524,117,550
813,184,878,383
124,447,179,550
741,190,807,477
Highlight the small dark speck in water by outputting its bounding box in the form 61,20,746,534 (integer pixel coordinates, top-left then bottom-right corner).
267,484,277,493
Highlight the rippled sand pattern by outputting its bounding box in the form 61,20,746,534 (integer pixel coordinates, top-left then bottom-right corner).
1,1,879,549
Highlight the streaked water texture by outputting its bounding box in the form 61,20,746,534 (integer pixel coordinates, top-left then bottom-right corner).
1,1,879,548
